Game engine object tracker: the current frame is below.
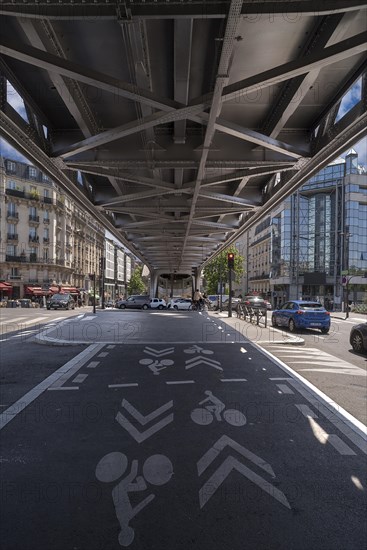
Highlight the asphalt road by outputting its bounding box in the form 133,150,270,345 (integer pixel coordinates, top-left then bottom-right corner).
0,310,366,550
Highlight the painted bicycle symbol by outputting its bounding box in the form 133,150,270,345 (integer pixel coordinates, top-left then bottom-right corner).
184,345,213,355
139,358,174,375
191,391,247,426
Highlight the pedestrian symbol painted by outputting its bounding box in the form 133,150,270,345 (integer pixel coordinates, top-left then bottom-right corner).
139,357,174,375
95,452,173,547
116,398,174,443
191,391,247,426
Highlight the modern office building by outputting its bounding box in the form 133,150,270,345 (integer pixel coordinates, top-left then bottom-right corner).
0,157,105,299
243,149,367,309
103,238,133,301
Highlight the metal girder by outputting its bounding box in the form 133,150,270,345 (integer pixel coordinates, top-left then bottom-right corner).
0,1,365,20
198,190,261,207
100,187,193,206
0,36,180,112
199,164,294,187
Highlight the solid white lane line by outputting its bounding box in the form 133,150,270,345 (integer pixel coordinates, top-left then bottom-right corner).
108,383,138,388
276,384,294,394
295,404,318,418
258,346,367,453
48,387,79,391
269,377,293,380
0,344,103,430
72,374,88,383
87,361,100,368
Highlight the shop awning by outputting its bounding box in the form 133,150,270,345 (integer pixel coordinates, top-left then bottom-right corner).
0,282,12,292
25,286,51,296
60,287,79,294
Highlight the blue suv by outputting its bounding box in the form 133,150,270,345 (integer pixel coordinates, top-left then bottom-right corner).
271,300,330,334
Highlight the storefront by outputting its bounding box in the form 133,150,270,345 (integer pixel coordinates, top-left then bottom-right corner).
0,282,13,301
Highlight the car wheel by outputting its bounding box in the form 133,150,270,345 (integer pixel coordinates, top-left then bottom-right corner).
119,304,126,309
173,305,179,310
289,319,296,333
350,330,364,352
321,328,329,334
142,304,148,310
158,305,164,310
271,315,277,327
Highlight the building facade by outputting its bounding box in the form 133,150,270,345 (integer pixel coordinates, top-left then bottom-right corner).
243,150,367,310
0,157,105,299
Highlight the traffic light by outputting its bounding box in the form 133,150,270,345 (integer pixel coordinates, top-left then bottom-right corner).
227,252,235,269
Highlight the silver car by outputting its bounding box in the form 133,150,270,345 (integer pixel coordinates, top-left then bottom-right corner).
349,322,367,353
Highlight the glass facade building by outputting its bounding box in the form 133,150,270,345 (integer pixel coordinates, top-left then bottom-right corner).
249,149,367,310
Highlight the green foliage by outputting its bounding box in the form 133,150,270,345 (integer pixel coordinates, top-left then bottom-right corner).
204,247,244,295
127,266,146,295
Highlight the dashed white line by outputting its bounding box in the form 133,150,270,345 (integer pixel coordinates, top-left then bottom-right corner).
276,384,294,394
295,404,318,418
98,352,109,357
86,361,100,369
220,379,247,383
166,380,195,385
73,374,88,384
108,383,139,388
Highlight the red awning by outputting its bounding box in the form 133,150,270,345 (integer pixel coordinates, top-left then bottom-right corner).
60,287,79,294
0,282,12,292
25,286,51,296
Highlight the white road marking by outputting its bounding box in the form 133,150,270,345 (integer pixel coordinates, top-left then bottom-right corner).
276,384,294,394
48,386,79,391
295,404,318,418
98,352,109,357
72,374,88,383
257,347,367,454
87,361,100,369
107,345,115,349
0,344,103,430
269,377,293,380
220,379,247,383
108,383,139,388
308,417,356,455
166,380,195,385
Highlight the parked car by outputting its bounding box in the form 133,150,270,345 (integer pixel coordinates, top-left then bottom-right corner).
271,300,330,333
149,298,167,310
47,293,75,310
242,296,267,308
105,300,115,308
116,295,150,310
167,298,192,310
349,322,367,353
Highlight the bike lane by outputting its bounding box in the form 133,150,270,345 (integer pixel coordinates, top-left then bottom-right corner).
1,342,366,550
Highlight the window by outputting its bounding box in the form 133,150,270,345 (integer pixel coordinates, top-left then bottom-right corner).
43,210,49,222
7,224,16,236
29,206,37,217
7,245,16,256
8,202,16,216
10,267,19,277
6,160,16,173
29,167,37,179
7,180,16,189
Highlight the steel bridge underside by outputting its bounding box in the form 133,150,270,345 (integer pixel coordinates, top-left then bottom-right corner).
0,1,366,277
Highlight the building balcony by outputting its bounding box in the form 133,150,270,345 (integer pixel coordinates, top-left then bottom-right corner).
29,215,40,223
6,212,19,220
56,200,64,209
28,236,40,243
9,275,22,281
43,196,53,204
43,218,50,224
43,237,50,244
7,233,18,241
6,188,25,198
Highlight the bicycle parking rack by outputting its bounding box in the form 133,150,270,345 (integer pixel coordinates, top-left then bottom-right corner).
236,304,267,328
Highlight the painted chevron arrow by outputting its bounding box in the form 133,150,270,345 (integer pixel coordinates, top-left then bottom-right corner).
115,399,174,443
197,435,290,510
144,346,174,357
185,356,223,371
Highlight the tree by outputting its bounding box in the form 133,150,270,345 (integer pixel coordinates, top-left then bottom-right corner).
127,266,146,295
204,247,244,295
